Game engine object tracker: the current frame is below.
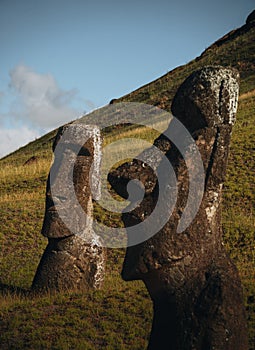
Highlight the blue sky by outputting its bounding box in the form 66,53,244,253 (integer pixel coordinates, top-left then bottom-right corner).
0,0,254,157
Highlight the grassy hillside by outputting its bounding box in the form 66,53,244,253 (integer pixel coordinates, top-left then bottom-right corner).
0,15,254,350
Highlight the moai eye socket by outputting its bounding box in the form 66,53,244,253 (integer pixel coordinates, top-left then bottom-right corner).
78,146,91,157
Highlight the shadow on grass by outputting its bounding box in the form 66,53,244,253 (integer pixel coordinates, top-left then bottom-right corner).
0,282,30,297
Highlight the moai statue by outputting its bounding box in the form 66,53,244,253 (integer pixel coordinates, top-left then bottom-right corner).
32,124,106,292
109,67,248,349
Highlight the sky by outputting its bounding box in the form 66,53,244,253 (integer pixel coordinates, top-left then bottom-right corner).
0,0,254,158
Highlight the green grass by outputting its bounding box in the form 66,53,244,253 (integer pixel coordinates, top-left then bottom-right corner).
0,18,255,350
221,94,255,349
0,287,152,350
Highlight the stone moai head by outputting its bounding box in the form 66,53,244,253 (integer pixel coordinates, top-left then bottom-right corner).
117,67,239,288
110,66,248,349
42,123,101,240
32,123,105,292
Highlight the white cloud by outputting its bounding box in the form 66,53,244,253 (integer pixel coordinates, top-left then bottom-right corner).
0,64,87,158
9,64,80,128
0,126,40,158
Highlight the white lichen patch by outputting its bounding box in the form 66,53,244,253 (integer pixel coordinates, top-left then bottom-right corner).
205,184,223,223
90,233,105,289
91,126,102,200
200,67,239,126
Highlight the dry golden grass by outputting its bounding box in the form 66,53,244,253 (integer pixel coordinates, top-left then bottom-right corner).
239,89,255,100
0,191,43,204
0,158,52,184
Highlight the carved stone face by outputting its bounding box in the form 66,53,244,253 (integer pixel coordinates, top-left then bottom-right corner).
42,124,101,240
32,124,105,292
109,67,240,287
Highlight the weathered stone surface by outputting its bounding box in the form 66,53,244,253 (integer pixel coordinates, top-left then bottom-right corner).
42,124,101,239
32,235,105,291
32,124,106,292
109,66,248,349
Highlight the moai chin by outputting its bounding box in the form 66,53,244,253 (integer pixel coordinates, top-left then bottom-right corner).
109,66,248,349
32,124,105,292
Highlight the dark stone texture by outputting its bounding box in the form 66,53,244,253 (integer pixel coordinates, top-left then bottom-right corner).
32,235,105,291
246,9,255,24
32,124,105,292
109,66,248,349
